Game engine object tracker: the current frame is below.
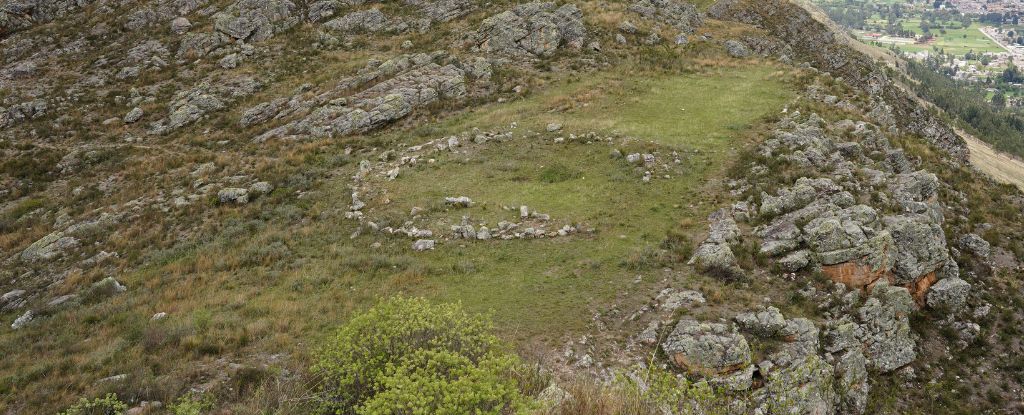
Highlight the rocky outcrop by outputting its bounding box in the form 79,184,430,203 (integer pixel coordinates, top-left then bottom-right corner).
256,52,482,141
213,0,297,43
688,209,745,279
748,114,957,306
470,2,587,58
153,76,262,133
0,0,91,36
628,0,702,33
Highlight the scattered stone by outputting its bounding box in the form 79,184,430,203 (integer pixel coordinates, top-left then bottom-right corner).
412,239,435,251
124,107,144,123
546,122,562,132
11,310,33,330
170,17,192,34
445,196,473,207
724,40,751,58
249,181,274,195
218,187,250,204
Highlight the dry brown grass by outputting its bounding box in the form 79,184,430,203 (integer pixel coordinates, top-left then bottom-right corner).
536,379,661,415
961,129,1024,191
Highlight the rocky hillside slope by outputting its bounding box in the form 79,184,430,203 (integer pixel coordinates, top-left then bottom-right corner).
2,0,1023,413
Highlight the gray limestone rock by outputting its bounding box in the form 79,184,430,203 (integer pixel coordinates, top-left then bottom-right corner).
21,232,80,262
218,187,250,204
734,306,787,337
957,233,990,259
927,277,971,313
662,319,750,374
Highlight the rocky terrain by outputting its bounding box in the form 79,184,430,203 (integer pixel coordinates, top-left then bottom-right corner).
2,0,1024,413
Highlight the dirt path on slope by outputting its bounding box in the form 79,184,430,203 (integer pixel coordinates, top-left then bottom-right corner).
959,129,1024,190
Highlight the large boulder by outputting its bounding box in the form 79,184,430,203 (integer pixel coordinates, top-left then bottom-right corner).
213,0,297,42
21,231,80,262
472,2,587,58
927,277,971,313
218,188,250,204
628,0,703,33
734,306,787,337
882,215,948,285
957,233,990,259
688,242,744,279
662,319,751,375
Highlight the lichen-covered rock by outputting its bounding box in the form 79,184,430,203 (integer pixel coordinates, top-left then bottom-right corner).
627,0,702,33
707,208,740,244
472,2,587,58
724,40,751,57
218,187,250,204
754,354,835,415
688,242,744,279
957,233,990,259
856,282,916,372
158,76,262,132
213,0,297,42
258,56,468,140
778,249,811,271
734,306,787,337
412,239,435,251
21,231,80,262
89,277,127,297
833,349,869,414
657,288,705,311
323,8,390,33
124,107,144,123
11,310,34,330
759,181,816,217
662,319,751,375
883,214,948,284
927,277,970,313
0,0,89,36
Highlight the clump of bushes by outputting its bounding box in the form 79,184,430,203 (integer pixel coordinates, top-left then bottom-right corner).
312,297,537,414
58,393,127,415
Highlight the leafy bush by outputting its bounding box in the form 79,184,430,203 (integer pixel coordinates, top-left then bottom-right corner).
312,297,532,414
169,392,213,415
59,393,127,415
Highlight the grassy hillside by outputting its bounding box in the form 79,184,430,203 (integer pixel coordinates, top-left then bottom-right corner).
0,55,797,411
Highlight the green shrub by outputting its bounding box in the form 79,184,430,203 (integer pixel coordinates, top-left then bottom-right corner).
312,297,532,414
59,393,127,415
169,392,213,415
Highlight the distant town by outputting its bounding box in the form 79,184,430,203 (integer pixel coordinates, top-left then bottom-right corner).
815,0,1024,105
949,0,1024,15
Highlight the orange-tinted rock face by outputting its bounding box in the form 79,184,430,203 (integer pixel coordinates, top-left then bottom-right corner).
822,262,892,291
822,261,935,307
906,272,937,306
